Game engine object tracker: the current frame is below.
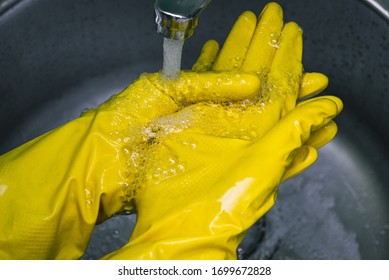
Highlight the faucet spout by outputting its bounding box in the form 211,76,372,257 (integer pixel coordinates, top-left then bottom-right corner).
155,0,212,40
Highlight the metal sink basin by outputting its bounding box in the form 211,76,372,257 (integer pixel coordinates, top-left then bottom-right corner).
0,0,388,259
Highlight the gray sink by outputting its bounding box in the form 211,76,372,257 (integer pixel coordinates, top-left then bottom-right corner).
0,0,388,259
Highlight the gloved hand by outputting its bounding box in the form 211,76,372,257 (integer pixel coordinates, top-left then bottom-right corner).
192,3,333,180
0,70,259,258
102,3,343,259
0,2,342,260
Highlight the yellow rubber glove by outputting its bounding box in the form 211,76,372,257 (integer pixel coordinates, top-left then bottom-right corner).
102,3,343,259
193,2,334,180
192,3,329,100
0,71,260,259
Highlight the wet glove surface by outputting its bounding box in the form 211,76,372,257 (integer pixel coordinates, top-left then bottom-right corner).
0,71,259,259
0,2,342,260
102,3,343,260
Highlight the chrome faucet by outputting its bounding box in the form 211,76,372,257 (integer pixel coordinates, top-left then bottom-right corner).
155,0,212,40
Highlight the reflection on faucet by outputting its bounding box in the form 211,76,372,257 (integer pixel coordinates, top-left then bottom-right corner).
154,0,212,40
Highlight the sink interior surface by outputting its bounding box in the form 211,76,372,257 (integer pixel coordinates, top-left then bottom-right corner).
0,0,388,259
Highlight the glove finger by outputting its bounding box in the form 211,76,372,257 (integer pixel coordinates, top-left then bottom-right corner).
255,96,342,167
267,21,303,114
282,145,318,181
297,95,344,111
217,97,342,220
192,40,220,72
280,121,337,181
148,72,260,103
281,121,337,181
305,120,338,149
212,11,257,71
241,2,283,73
299,72,329,99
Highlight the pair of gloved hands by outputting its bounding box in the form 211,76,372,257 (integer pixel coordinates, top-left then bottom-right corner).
0,2,342,259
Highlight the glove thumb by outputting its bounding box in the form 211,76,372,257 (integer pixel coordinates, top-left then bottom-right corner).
146,71,261,104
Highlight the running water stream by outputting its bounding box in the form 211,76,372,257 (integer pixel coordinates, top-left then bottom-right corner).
162,38,185,79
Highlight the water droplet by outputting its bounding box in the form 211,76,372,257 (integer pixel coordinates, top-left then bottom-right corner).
112,230,120,239
268,33,280,48
177,164,185,171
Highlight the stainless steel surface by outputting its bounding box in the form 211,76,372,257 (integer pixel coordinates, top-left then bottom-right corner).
155,0,212,39
0,0,388,259
363,0,389,18
0,0,21,15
